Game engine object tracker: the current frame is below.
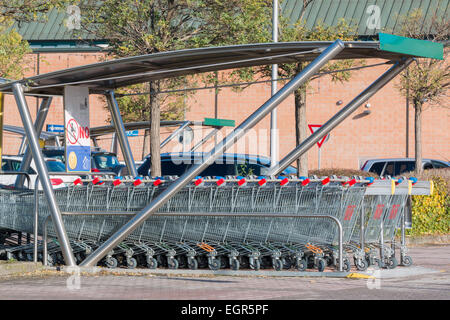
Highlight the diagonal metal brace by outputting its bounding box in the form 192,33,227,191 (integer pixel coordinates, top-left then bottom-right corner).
80,40,346,267
266,58,414,176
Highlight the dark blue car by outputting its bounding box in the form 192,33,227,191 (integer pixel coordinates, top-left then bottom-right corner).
137,152,297,177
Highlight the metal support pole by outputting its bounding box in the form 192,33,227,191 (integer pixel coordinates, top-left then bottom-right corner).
379,211,385,266
15,97,52,188
190,128,220,152
43,215,50,266
18,137,26,155
360,199,365,253
160,121,190,149
267,58,414,176
106,90,138,177
110,132,118,154
12,83,76,267
33,178,40,262
80,40,345,267
270,0,279,169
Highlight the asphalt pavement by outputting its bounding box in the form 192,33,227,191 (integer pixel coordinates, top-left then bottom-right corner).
0,245,448,300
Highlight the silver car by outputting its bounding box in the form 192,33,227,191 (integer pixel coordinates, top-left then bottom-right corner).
361,158,449,176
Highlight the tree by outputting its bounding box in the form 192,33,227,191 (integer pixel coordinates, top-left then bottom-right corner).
396,9,449,174
0,26,32,79
262,3,358,176
0,1,67,79
79,0,272,176
0,1,66,24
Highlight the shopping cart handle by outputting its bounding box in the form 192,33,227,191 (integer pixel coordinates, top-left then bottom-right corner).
216,176,226,186
73,178,83,186
237,176,247,186
194,176,204,186
92,177,104,185
153,177,163,186
342,178,357,186
133,177,142,186
278,177,289,186
301,177,310,186
257,176,267,186
321,177,330,185
408,177,418,185
365,177,375,185
113,177,122,187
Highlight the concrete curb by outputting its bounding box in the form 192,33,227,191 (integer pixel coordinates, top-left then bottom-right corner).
0,261,44,277
50,266,353,278
401,234,450,246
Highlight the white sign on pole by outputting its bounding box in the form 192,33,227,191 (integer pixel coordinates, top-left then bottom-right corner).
64,86,91,172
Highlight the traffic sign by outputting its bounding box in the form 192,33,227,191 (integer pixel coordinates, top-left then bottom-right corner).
126,130,139,137
46,124,65,133
308,124,330,148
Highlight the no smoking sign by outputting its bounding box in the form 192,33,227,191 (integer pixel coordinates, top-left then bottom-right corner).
66,118,90,145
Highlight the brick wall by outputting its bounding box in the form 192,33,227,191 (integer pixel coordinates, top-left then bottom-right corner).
2,52,449,170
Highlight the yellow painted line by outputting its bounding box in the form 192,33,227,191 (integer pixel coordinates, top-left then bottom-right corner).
346,273,375,279
408,180,412,195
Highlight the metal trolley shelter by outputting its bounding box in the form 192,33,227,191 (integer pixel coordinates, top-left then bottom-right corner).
0,33,442,272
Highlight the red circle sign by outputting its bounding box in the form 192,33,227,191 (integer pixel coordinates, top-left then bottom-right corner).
67,118,80,145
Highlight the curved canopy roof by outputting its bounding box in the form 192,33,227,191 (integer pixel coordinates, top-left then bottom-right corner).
0,34,443,96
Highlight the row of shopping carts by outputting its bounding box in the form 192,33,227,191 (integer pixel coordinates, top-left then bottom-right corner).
0,175,432,272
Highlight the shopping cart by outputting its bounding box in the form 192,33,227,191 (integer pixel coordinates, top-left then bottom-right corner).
0,175,432,272
351,178,433,270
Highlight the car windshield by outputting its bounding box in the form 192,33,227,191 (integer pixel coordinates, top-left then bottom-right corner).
93,154,120,170
46,154,65,162
45,160,66,172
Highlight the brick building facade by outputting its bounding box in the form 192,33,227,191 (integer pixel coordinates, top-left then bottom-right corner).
2,50,448,170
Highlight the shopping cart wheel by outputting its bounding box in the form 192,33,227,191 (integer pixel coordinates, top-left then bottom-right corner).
75,253,84,263
231,259,240,271
282,257,293,269
127,258,137,269
343,258,351,272
105,257,118,269
168,257,179,270
296,259,307,272
188,258,198,270
355,259,368,271
250,259,261,271
401,255,413,267
47,254,54,266
208,258,221,271
147,257,158,269
317,258,326,272
386,256,398,269
273,259,283,271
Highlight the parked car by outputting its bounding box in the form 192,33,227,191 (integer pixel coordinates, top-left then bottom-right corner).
0,155,81,189
137,152,297,177
361,158,449,177
41,147,125,174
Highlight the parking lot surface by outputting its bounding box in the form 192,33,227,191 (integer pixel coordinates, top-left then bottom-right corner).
0,245,448,300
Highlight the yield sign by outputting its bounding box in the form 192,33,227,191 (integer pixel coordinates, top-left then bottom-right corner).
308,124,330,148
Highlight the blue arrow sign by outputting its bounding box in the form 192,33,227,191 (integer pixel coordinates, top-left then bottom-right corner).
126,130,139,137
46,124,65,133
